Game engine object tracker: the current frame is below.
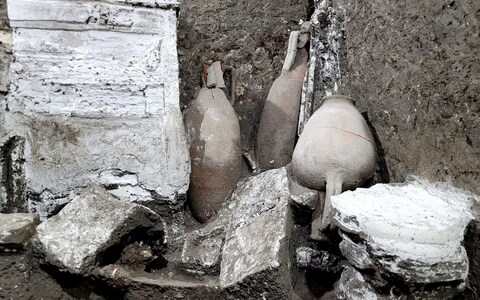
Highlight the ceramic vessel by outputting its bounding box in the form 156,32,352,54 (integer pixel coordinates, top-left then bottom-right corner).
183,62,242,223
291,95,376,239
255,26,309,170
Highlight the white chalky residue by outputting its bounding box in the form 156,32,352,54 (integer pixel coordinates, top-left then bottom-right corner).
332,176,478,283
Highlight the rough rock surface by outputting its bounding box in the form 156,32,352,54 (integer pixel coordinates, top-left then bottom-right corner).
332,177,478,298
178,0,309,151
220,167,293,297
336,266,385,300
0,0,13,212
335,0,480,194
336,266,463,300
181,222,225,276
0,213,38,249
1,0,190,217
0,213,37,299
34,184,164,275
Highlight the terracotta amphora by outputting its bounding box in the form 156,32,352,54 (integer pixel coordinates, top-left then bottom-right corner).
291,95,376,240
183,61,242,223
255,23,310,170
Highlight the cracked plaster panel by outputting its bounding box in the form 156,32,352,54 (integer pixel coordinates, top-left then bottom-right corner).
7,14,179,117
4,0,189,205
4,113,189,202
7,0,179,33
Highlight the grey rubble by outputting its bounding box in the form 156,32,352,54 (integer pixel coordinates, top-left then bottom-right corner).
34,184,163,275
99,167,294,299
332,177,478,298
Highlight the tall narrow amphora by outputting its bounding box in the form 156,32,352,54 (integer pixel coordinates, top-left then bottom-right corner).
255,23,310,170
183,62,242,223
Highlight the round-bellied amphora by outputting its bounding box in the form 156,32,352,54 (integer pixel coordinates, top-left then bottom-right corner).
291,95,376,240
183,62,242,223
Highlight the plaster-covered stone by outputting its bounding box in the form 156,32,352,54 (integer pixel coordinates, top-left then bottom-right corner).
3,0,190,215
332,176,478,300
336,266,465,300
34,184,163,275
332,177,475,284
94,168,295,299
0,213,38,249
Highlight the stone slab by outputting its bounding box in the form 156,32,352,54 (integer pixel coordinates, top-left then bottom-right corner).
181,223,226,276
219,168,293,298
3,0,190,217
8,25,179,117
34,184,163,274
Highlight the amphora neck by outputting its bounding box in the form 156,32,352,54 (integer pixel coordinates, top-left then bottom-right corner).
321,95,355,105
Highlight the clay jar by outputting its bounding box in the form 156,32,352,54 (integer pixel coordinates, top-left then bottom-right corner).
255,29,309,170
291,95,376,238
183,62,242,223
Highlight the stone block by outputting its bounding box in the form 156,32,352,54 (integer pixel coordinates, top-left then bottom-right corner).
3,114,189,219
220,167,293,298
34,184,163,275
336,266,384,300
0,213,38,250
336,266,464,300
7,0,180,118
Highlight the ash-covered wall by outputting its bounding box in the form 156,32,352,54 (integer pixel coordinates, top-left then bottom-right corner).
336,0,479,194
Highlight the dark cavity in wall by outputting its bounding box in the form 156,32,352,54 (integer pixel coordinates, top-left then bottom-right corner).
1,136,27,213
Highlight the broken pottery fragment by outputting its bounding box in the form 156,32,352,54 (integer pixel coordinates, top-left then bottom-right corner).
291,95,376,239
183,62,242,223
255,23,309,170
33,184,163,275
